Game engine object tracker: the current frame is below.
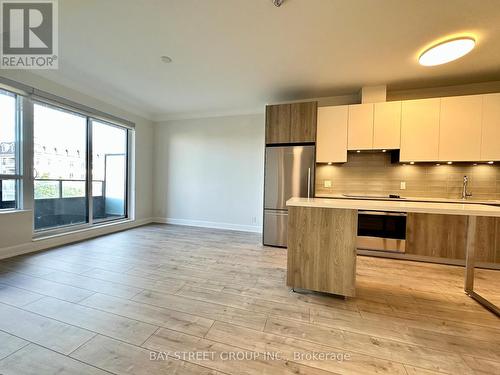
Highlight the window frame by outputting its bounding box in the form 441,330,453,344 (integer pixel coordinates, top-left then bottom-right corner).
0,88,23,211
31,99,133,235
89,117,130,225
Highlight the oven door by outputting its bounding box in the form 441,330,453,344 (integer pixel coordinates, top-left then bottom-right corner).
357,211,406,253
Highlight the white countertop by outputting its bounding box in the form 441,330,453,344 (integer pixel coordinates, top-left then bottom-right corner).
287,197,500,217
315,193,500,206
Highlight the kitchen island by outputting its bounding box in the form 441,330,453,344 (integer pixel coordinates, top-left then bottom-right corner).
286,197,500,316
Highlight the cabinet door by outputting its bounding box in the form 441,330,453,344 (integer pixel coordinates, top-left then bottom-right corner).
406,213,499,263
290,102,317,143
481,93,500,161
373,101,401,150
316,106,348,163
400,98,440,162
265,104,290,144
439,95,482,162
406,213,467,259
348,104,374,150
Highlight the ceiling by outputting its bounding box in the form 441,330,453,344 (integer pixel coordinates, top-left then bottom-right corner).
35,0,500,120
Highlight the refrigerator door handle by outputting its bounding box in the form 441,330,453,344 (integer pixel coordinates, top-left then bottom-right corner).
307,167,311,198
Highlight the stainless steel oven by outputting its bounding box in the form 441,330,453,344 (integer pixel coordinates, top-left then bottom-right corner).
357,211,407,253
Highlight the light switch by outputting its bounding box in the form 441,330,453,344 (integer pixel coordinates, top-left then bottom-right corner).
324,180,332,188
400,181,406,190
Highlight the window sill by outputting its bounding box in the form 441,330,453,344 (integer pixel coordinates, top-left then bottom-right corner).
0,209,32,215
32,218,134,241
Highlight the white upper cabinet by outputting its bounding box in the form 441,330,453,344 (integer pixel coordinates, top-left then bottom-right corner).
438,95,482,162
314,93,500,163
316,106,348,163
400,98,441,162
347,104,374,150
481,93,500,161
373,101,401,150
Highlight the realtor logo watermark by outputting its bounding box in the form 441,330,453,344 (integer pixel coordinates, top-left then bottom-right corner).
1,0,58,69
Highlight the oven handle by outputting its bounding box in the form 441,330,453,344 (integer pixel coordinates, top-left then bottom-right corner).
358,211,407,217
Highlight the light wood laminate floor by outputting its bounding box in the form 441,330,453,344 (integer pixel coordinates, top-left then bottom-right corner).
0,224,498,375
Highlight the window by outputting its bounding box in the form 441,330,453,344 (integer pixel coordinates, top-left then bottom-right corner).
34,103,88,230
33,101,130,232
0,89,21,210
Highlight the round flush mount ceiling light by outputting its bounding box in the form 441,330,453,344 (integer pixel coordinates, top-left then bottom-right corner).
160,56,172,64
419,37,475,66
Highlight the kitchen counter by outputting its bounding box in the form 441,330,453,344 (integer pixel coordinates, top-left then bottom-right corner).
287,197,500,217
286,196,500,316
315,193,500,206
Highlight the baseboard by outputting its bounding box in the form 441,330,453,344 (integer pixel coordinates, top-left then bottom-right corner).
0,217,154,260
152,217,263,233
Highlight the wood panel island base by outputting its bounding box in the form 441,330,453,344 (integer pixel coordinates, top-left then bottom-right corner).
287,206,358,297
286,197,500,316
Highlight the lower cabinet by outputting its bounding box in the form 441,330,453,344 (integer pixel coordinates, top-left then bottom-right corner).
406,213,500,263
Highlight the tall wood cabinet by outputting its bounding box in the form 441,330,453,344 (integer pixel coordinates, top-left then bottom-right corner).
438,95,482,162
290,102,317,143
316,106,348,163
265,104,291,144
481,93,500,161
265,102,317,144
400,98,441,162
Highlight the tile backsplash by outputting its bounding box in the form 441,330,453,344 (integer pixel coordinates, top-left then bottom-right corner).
315,152,500,200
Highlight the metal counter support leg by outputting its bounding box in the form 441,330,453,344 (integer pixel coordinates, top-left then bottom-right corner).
464,216,500,317
464,216,476,293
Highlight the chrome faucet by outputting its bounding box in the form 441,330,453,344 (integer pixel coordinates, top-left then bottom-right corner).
462,175,472,200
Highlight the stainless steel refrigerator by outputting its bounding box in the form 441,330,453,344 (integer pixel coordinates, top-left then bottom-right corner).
263,145,315,247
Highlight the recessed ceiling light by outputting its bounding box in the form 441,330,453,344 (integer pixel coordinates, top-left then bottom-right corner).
447,161,453,165
356,150,361,153
419,37,475,66
410,162,415,165
436,163,441,166
327,162,333,165
382,149,387,153
488,161,494,164
161,56,173,64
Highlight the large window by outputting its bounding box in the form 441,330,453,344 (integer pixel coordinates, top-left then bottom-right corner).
0,89,21,210
34,103,88,230
33,102,130,232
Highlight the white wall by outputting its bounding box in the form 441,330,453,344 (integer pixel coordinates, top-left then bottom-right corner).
0,71,154,258
153,114,265,232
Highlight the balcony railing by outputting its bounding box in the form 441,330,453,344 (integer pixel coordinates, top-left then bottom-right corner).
34,179,105,200
33,179,125,230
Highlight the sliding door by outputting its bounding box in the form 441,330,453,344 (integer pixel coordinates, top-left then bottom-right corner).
92,120,127,222
33,101,130,233
33,103,88,230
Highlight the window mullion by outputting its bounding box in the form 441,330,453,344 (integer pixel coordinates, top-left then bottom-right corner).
87,118,93,225
21,95,34,212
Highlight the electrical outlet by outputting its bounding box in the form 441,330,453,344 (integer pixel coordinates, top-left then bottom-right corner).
400,181,406,190
324,180,332,188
